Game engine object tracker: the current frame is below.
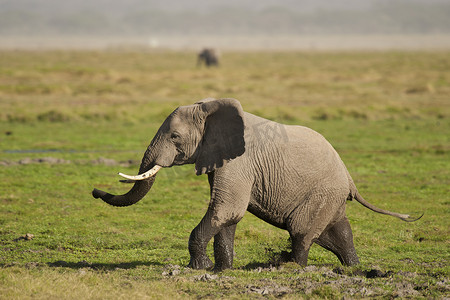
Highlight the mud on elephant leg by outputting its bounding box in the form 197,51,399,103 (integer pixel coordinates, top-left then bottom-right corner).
188,208,228,270
290,234,313,266
316,217,360,266
188,225,215,270
213,224,237,272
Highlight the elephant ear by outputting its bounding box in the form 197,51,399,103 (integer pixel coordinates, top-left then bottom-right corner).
195,98,246,175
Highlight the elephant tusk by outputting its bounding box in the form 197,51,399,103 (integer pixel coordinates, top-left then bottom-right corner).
118,165,162,181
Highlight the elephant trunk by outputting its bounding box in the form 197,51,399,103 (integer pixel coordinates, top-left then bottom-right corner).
92,150,159,207
92,177,156,207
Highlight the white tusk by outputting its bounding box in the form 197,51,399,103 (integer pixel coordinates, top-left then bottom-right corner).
118,165,162,181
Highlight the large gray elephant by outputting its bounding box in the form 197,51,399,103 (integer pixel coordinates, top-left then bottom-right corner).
92,98,420,271
197,48,219,67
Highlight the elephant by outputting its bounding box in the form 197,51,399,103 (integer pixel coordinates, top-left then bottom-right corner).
197,48,219,67
92,98,421,271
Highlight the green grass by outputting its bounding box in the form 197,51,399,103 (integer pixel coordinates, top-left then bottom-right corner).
0,50,449,298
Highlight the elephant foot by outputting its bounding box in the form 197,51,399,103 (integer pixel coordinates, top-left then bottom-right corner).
188,255,214,270
342,254,360,266
212,262,232,273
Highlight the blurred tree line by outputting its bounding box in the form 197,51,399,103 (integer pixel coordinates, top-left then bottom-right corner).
0,0,449,36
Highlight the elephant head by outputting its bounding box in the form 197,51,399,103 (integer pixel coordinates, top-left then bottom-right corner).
92,98,245,206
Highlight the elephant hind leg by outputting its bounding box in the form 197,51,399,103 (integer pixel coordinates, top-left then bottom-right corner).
288,210,333,266
316,217,360,266
290,233,312,266
287,192,347,266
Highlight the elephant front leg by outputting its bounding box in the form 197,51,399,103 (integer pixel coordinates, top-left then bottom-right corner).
188,223,215,270
189,172,250,270
213,224,237,272
188,205,245,270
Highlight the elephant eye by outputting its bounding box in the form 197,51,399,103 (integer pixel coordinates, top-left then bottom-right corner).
170,132,181,140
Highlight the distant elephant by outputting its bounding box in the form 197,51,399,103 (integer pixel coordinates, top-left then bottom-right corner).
197,48,219,67
92,98,421,271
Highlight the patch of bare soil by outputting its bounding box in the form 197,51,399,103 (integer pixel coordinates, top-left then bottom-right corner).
0,157,71,166
0,157,138,167
245,281,292,297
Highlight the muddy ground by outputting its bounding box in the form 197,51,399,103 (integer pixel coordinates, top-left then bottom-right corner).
162,264,449,298
30,260,447,298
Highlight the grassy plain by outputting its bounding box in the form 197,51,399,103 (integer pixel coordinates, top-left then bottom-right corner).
0,50,449,298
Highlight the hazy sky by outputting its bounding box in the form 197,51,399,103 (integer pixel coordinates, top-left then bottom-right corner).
1,0,449,36
2,0,449,12
1,0,449,49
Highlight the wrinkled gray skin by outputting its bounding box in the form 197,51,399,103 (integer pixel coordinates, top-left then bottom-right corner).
93,98,420,271
197,48,219,67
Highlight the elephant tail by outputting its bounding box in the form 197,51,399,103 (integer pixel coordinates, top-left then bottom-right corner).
352,191,423,222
